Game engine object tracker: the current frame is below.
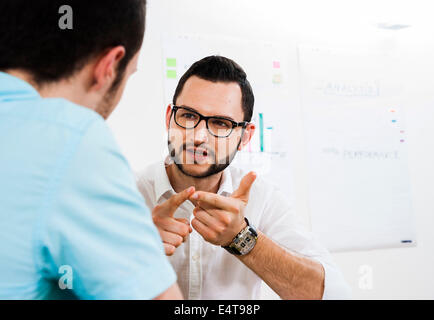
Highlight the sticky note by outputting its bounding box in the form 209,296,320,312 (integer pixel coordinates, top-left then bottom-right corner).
273,61,280,68
166,70,177,79
272,74,282,84
166,58,177,68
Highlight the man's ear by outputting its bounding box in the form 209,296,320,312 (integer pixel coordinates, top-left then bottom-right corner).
165,104,173,131
238,123,255,151
90,46,126,92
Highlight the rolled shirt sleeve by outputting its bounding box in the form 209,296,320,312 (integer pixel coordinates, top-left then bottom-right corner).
258,185,352,300
35,117,176,299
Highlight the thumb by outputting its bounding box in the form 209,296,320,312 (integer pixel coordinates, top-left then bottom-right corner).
232,171,257,202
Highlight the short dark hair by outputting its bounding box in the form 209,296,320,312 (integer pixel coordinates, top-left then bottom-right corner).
0,0,146,86
173,56,255,122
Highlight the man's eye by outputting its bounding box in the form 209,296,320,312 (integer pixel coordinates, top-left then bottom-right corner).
181,112,198,120
211,119,230,128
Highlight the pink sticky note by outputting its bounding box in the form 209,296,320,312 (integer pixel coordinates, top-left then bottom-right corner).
273,61,280,69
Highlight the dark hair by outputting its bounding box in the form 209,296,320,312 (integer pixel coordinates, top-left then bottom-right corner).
173,56,254,122
0,0,146,86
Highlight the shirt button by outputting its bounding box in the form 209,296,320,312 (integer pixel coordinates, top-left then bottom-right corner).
192,253,199,261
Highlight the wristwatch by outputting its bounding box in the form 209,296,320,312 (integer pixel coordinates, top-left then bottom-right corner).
222,217,258,256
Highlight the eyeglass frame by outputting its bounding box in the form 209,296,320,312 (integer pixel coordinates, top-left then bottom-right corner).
170,105,249,138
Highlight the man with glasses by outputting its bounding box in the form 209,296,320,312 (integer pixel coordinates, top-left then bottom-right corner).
136,56,351,299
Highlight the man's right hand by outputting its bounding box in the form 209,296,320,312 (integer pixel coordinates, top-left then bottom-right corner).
152,186,195,256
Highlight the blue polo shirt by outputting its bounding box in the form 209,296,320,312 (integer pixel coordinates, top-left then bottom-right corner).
0,72,176,299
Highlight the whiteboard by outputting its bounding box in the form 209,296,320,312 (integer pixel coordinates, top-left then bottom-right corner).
161,34,296,202
297,45,417,252
160,34,417,252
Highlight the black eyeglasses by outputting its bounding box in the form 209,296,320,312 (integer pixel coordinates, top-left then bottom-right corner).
171,105,249,138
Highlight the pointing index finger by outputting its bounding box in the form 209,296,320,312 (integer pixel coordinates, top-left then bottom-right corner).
190,191,238,212
159,186,195,217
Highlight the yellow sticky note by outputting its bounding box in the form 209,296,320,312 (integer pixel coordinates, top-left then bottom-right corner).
272,74,282,84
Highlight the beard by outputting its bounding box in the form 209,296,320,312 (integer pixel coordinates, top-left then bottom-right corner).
167,136,241,179
94,88,117,120
94,69,126,119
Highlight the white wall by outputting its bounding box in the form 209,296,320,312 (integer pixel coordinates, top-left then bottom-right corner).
108,0,434,299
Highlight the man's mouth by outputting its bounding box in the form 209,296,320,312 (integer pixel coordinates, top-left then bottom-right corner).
185,147,209,163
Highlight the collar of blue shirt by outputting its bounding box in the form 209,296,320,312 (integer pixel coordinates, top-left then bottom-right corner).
0,72,41,102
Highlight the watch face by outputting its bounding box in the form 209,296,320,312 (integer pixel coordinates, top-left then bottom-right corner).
234,228,257,255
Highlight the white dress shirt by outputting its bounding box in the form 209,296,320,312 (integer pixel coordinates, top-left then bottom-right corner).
136,159,352,300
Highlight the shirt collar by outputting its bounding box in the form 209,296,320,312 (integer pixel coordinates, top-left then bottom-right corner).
155,158,176,202
217,166,234,196
155,157,234,201
0,72,41,102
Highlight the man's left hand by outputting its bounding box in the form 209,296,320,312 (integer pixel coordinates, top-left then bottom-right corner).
189,171,257,246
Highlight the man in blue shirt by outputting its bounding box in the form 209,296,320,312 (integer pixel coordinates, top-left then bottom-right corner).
0,0,182,299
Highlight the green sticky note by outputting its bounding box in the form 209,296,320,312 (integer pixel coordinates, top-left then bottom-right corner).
166,70,177,79
166,58,177,67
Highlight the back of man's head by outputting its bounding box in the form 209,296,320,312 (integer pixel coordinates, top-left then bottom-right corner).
0,0,147,87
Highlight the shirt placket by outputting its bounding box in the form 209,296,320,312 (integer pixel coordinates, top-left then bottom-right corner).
187,202,202,300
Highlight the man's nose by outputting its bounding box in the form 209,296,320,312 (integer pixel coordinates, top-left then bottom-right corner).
192,119,209,144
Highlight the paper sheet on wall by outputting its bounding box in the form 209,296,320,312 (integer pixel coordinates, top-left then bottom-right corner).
161,34,295,202
298,45,416,252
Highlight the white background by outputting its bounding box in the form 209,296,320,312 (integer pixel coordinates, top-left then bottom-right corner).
107,0,434,299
